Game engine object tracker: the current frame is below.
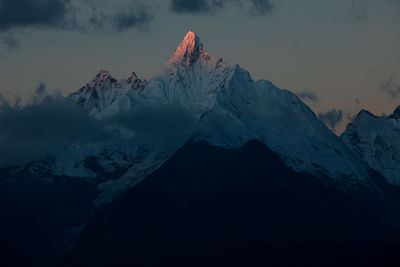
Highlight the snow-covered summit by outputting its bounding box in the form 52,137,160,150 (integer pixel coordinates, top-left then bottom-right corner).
69,70,146,117
356,109,377,120
135,32,369,184
128,32,235,117
7,31,377,205
168,31,210,64
66,31,370,185
341,106,400,185
94,70,115,82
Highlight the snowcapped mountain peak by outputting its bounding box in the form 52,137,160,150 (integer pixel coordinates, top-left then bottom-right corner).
127,72,147,91
355,109,377,121
94,70,116,83
69,70,145,116
391,105,400,118
26,31,377,203
168,31,209,64
128,72,139,80
342,105,400,185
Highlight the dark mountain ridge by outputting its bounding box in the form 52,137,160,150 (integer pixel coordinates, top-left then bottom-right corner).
65,140,400,267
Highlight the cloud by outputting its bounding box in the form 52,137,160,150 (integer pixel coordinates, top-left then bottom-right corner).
0,92,115,167
345,112,356,122
0,0,75,50
31,83,48,104
107,104,196,148
0,0,154,49
350,0,369,21
318,108,343,131
170,0,211,14
0,88,195,167
248,0,275,16
35,83,46,95
0,33,19,51
170,0,275,16
90,5,153,32
379,75,400,98
0,0,76,32
297,90,319,104
113,8,153,31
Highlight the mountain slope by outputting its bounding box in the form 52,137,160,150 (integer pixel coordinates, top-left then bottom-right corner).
341,106,400,185
97,31,370,185
1,30,400,267
1,31,377,209
65,140,400,267
69,70,146,117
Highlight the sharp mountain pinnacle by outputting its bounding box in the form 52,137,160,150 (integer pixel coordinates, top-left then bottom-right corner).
168,31,209,63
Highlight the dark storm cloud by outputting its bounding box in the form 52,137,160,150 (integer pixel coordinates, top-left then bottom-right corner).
0,0,75,32
0,92,116,167
170,0,274,16
0,89,195,167
0,0,153,49
170,0,211,14
108,104,196,147
297,90,319,104
318,108,343,131
379,75,400,98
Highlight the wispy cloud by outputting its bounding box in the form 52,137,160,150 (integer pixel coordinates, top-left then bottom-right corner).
89,4,153,32
318,108,343,131
350,0,369,21
379,75,400,98
170,0,275,16
297,90,319,104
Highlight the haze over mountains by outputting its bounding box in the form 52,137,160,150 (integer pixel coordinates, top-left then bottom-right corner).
1,31,400,266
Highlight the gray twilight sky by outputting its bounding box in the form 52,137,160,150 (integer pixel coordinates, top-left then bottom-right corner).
0,0,399,134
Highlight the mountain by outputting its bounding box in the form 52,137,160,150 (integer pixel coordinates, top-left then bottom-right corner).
64,140,400,267
2,31,400,267
341,106,400,185
87,31,371,186
4,31,374,206
69,70,146,117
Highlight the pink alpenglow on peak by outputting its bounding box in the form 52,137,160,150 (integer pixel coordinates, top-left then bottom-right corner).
95,70,114,81
168,31,210,64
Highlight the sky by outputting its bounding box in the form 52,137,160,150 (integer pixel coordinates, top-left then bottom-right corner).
0,0,399,134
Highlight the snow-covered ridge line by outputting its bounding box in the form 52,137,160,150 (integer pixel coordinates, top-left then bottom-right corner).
3,31,384,206
341,105,400,185
73,31,370,184
69,70,147,117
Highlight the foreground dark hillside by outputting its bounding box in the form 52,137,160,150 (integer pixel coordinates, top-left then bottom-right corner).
65,140,400,267
0,173,98,267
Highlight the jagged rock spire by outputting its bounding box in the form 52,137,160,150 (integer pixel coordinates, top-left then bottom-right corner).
168,31,209,63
